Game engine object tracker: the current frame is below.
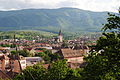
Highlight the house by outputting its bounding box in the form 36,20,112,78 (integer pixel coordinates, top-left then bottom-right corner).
0,54,9,71
73,45,89,55
0,47,10,54
58,48,87,68
9,55,26,73
25,57,43,66
0,54,26,72
0,55,26,79
23,47,36,56
59,48,84,63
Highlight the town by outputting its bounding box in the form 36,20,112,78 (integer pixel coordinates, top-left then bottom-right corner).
0,0,120,79
0,30,97,79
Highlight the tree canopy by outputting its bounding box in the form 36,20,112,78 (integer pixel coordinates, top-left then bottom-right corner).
14,60,82,80
83,10,120,80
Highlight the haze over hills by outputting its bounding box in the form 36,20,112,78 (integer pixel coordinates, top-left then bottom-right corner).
0,8,110,33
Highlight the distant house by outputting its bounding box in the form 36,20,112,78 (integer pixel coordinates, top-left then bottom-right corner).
0,54,9,71
35,43,51,47
59,48,87,68
0,47,10,54
73,45,89,55
25,57,43,66
0,55,26,79
41,46,52,50
59,48,84,63
9,55,26,73
23,47,36,56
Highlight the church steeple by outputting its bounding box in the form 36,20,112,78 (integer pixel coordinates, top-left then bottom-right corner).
58,29,63,42
58,29,62,36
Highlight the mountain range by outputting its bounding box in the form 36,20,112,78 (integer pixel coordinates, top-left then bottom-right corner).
0,8,111,33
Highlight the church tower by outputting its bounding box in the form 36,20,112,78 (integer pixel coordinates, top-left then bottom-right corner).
58,29,63,42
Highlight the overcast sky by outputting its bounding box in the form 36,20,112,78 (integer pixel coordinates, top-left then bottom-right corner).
0,0,119,12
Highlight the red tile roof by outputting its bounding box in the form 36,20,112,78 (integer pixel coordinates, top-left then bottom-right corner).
60,48,84,58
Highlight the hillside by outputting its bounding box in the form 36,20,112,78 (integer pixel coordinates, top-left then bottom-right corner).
0,8,110,32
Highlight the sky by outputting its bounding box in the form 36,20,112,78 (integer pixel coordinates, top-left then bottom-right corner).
0,0,120,12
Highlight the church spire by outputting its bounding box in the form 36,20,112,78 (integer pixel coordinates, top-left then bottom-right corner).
58,29,63,42
58,29,62,36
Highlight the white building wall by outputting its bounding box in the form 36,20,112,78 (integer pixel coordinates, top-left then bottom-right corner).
20,60,26,69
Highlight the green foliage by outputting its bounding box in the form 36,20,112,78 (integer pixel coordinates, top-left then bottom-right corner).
43,55,51,63
14,60,82,80
65,68,82,80
10,44,16,48
61,41,68,48
11,50,30,57
0,43,16,48
83,10,120,80
35,49,60,63
17,50,30,57
0,44,10,47
36,52,46,57
0,30,56,40
35,49,51,63
11,50,17,55
48,60,68,80
14,64,47,80
102,13,120,32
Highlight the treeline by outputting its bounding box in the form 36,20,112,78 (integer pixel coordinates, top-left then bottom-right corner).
0,30,57,40
0,30,101,41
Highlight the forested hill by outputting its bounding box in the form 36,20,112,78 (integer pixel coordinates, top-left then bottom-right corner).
0,8,110,32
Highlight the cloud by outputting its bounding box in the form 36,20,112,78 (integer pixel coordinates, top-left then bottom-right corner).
0,0,119,12
73,0,120,12
57,0,78,8
0,0,28,10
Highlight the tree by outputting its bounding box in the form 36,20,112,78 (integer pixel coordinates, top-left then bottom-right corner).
83,10,120,80
47,60,69,80
61,41,68,48
14,64,47,80
14,60,82,80
47,60,82,80
35,49,60,63
18,50,30,57
11,50,30,57
65,68,83,80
